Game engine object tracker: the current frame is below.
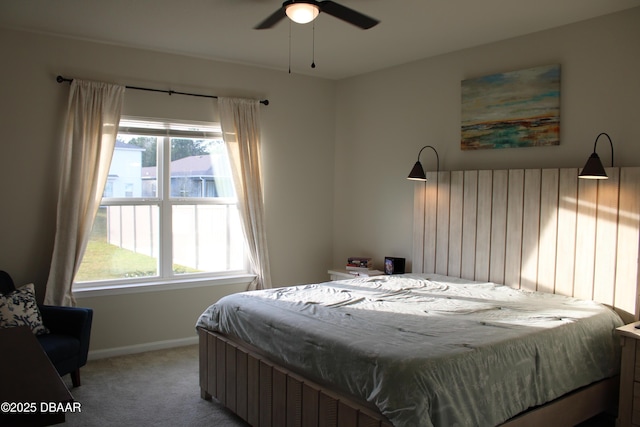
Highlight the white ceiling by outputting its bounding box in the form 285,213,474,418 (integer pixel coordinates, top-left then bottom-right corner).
1,0,638,80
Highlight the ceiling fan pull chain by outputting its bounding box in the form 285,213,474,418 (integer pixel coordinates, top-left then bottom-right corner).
288,20,292,74
311,21,316,69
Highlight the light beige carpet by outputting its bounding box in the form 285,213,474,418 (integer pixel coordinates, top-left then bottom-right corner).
62,345,248,427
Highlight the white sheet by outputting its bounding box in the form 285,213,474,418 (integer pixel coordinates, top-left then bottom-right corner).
197,274,623,427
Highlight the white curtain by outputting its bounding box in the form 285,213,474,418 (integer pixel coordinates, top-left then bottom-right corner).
219,97,272,290
45,79,125,306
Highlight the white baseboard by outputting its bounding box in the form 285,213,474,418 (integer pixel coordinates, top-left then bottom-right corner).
88,336,199,360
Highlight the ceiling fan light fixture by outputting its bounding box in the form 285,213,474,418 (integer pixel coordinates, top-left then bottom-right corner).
285,3,320,24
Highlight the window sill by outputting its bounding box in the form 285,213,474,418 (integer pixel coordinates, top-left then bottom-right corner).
73,274,256,298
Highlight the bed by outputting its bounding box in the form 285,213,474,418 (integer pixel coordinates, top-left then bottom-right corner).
197,166,640,427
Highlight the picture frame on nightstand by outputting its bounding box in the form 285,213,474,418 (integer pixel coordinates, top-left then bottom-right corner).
384,257,405,275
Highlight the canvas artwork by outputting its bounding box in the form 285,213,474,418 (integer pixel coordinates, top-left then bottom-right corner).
461,64,560,150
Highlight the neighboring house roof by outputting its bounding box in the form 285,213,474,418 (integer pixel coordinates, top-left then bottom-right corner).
115,140,145,150
141,154,231,179
170,155,214,176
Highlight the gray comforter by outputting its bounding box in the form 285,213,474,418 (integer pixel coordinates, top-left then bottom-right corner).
197,274,623,427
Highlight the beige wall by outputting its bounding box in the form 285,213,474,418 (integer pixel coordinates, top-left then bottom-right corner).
333,8,640,273
1,7,638,355
0,28,336,353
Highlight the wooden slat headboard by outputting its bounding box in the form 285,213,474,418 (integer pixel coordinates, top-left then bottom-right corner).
413,167,640,323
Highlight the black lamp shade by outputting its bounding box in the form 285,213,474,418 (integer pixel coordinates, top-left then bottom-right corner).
579,133,614,180
579,152,607,179
407,145,439,181
407,161,426,181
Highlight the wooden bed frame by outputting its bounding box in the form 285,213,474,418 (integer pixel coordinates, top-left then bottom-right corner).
199,166,640,426
199,329,394,427
198,328,618,427
413,167,640,324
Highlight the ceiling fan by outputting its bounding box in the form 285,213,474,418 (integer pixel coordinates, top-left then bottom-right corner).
255,0,379,30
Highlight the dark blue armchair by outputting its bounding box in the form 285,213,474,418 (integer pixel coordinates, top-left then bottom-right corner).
0,270,93,387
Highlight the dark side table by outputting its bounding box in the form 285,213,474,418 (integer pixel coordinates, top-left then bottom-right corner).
0,325,74,426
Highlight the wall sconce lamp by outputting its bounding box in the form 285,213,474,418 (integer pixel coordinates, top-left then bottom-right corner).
407,145,440,181
578,132,614,180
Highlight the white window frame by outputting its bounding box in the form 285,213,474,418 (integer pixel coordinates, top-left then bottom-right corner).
73,116,253,295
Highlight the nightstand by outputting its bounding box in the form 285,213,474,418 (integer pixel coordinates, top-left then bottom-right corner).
327,269,355,281
616,322,640,427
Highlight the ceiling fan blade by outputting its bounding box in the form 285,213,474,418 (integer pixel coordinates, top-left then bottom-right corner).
255,7,287,29
319,1,379,29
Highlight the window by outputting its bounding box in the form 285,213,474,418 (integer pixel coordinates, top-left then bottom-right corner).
74,117,247,287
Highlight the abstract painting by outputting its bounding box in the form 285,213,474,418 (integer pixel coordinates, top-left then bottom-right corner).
461,64,560,150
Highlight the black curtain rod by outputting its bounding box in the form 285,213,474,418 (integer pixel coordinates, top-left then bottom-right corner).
56,75,269,106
